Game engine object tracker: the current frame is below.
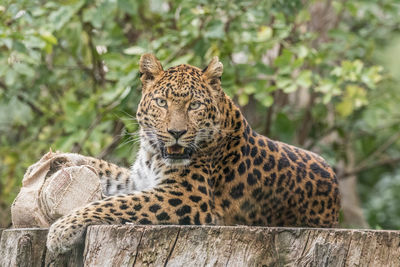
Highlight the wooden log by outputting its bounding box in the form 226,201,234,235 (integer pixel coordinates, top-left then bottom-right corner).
0,228,84,267
84,225,400,266
1,226,400,266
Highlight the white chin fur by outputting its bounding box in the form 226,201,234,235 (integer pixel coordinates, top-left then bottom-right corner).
164,158,191,167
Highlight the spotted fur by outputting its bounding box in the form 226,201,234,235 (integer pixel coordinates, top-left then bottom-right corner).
47,54,340,254
85,158,133,195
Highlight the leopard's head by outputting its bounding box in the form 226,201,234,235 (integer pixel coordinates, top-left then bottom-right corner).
136,54,224,166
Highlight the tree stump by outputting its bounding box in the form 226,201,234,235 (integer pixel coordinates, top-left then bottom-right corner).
0,228,83,267
1,225,400,266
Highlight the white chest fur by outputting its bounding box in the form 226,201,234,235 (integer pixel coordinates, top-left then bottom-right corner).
130,147,160,191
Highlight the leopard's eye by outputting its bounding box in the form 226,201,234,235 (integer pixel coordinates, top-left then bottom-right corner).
189,101,201,110
155,98,167,108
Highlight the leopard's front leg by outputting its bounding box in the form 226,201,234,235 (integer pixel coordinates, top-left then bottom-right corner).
46,187,216,254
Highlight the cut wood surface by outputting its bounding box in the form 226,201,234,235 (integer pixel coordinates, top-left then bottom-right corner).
0,228,83,267
1,225,400,266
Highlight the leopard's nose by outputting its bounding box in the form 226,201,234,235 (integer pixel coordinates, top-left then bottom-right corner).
167,129,187,140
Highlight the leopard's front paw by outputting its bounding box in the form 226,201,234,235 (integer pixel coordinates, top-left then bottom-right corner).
46,214,87,255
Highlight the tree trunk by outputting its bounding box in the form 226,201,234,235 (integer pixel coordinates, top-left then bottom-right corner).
1,225,400,266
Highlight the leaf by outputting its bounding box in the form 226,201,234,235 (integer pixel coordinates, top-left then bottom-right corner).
315,82,333,94
257,26,273,42
273,112,295,142
336,99,353,117
82,2,116,29
168,54,194,67
276,77,291,88
204,20,225,39
238,93,249,106
0,97,33,126
244,84,256,94
282,83,297,93
1,38,12,49
322,93,333,104
296,70,312,88
336,85,368,117
297,45,308,58
255,92,274,107
5,69,18,86
13,62,35,78
49,1,85,31
274,49,293,67
39,30,58,45
295,9,310,24
362,65,383,89
123,46,146,55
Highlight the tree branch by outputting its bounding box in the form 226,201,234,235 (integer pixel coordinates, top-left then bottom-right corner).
342,156,400,178
353,131,400,172
84,22,106,87
98,120,125,159
0,81,7,91
264,90,276,136
0,81,45,116
297,92,317,146
72,115,102,154
17,95,45,116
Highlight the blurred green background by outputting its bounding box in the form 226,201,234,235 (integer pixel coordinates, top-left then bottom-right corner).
1,0,400,229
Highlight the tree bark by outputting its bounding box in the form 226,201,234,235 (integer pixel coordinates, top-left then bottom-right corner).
1,225,400,266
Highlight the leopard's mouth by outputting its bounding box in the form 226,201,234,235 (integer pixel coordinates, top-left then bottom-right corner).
162,144,193,160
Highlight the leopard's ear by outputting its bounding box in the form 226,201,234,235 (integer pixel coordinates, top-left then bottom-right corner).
202,56,223,90
139,54,164,88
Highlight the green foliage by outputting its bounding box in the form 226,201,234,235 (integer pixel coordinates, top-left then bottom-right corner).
365,171,400,229
1,0,400,228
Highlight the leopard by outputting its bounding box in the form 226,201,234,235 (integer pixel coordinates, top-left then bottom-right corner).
47,54,340,254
